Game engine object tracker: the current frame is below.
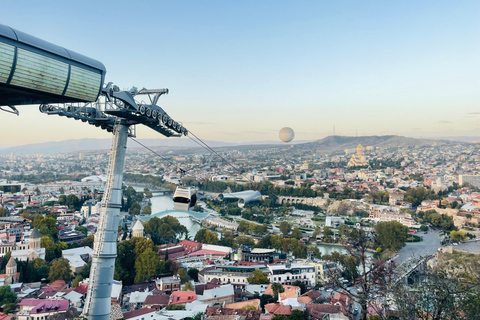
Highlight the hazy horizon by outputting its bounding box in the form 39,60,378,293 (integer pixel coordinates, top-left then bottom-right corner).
1,1,479,146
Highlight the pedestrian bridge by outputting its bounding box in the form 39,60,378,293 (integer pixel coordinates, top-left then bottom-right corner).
149,189,174,196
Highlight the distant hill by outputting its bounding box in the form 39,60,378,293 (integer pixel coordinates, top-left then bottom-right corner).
0,135,457,156
425,136,480,143
293,135,455,154
0,138,238,155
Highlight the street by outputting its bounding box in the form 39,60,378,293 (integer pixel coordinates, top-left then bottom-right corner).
394,229,442,266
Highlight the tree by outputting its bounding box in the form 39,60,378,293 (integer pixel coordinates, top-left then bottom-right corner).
289,310,307,320
238,220,250,234
392,259,480,320
330,228,396,320
80,261,91,279
450,230,467,242
0,251,11,273
142,205,152,215
75,226,88,236
178,268,188,284
41,236,58,262
271,282,285,301
237,235,255,248
292,227,302,240
33,216,58,239
129,202,141,215
420,225,429,232
0,207,6,218
194,229,218,244
0,285,16,314
48,258,72,282
143,216,187,245
374,221,408,252
134,248,163,283
247,269,270,284
312,227,321,239
279,221,291,237
82,234,95,248
188,268,199,282
292,280,307,294
323,226,333,237
72,275,83,287
338,223,350,238
66,194,82,210
183,281,194,291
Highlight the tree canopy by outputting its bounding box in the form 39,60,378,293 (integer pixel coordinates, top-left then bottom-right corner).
374,221,408,252
194,229,219,244
247,269,270,284
48,258,72,282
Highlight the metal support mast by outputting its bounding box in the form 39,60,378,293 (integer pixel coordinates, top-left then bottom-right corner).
34,85,188,320
83,122,129,319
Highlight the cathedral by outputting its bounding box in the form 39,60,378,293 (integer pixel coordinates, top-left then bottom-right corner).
347,144,368,167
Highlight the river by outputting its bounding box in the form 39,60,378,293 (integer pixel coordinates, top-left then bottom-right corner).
131,186,202,238
131,185,372,256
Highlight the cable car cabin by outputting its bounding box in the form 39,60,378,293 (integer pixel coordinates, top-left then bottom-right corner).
0,23,106,107
173,187,197,211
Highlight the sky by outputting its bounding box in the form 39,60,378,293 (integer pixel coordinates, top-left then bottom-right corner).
1,1,479,148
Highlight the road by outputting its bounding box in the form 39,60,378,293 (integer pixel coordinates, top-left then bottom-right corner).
394,229,442,266
455,239,480,253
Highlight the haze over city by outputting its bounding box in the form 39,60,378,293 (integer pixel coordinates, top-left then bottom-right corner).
1,0,480,148
3,2,480,319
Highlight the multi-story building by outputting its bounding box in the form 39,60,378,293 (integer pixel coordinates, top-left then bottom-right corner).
369,204,415,227
389,193,404,206
156,276,181,293
203,265,269,285
237,248,282,264
268,263,316,287
58,229,86,244
302,259,341,285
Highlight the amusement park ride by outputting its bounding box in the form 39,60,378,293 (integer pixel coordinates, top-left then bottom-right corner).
0,23,193,319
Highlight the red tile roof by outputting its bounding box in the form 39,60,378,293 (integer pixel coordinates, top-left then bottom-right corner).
169,290,196,305
178,239,201,253
265,303,291,315
74,284,88,295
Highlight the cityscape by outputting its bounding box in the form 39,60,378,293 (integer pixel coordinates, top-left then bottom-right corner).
1,135,480,320
1,1,480,320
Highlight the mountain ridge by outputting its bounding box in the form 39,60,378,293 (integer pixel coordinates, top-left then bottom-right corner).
0,135,459,156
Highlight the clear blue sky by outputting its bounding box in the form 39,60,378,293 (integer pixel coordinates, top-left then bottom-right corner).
1,1,479,147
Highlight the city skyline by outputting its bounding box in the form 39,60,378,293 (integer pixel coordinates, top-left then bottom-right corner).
1,0,479,148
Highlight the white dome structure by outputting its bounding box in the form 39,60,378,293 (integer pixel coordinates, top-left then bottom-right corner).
279,127,294,143
132,219,144,238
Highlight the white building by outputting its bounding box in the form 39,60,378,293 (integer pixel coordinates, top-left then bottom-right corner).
11,227,45,261
325,216,345,228
62,246,93,274
268,263,316,287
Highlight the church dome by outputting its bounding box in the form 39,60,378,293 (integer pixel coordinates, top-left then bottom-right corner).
132,219,144,231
